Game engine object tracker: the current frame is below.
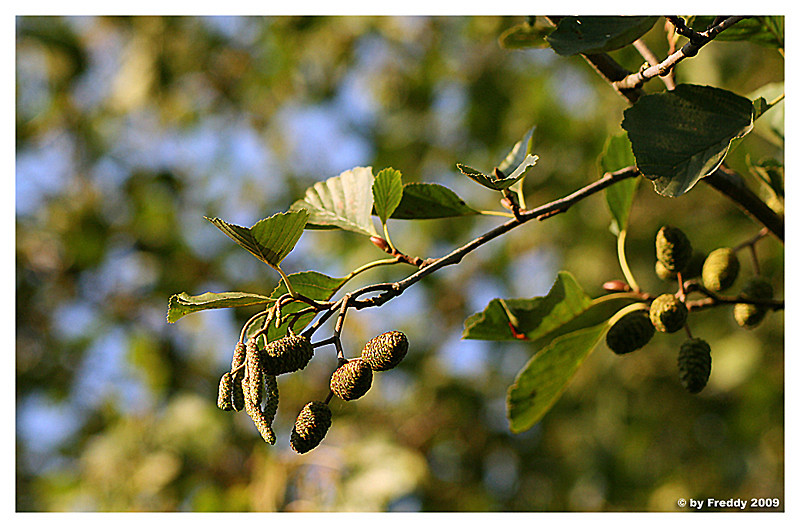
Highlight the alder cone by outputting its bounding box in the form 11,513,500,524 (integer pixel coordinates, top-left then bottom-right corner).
656,251,705,281
605,310,655,355
734,276,773,329
217,372,234,411
678,338,712,394
361,331,408,371
655,226,692,273
330,358,373,401
263,333,314,375
649,294,689,333
290,401,332,454
702,248,740,291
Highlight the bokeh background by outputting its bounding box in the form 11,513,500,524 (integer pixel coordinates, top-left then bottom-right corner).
15,16,784,511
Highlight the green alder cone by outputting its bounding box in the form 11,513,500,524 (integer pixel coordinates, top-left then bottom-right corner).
734,276,774,329
606,310,655,355
702,248,740,291
263,333,314,375
290,401,332,454
361,330,409,371
656,225,692,273
678,338,712,394
330,358,373,401
656,251,705,281
649,294,689,333
217,372,234,411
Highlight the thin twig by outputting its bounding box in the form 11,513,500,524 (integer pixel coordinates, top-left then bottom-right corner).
615,16,747,91
632,39,675,90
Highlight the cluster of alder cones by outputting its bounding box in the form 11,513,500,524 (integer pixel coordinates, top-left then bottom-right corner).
216,329,408,454
605,225,774,394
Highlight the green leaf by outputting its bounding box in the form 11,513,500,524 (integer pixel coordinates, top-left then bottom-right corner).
600,134,639,232
507,323,608,432
748,82,784,147
621,84,756,197
167,291,274,323
497,127,536,175
390,182,479,219
206,210,309,268
457,154,538,191
691,16,783,48
499,22,553,50
290,166,379,236
245,271,348,342
372,168,404,224
546,16,659,56
463,271,635,348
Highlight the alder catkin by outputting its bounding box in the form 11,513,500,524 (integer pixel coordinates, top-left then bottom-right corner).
217,372,234,411
230,341,247,412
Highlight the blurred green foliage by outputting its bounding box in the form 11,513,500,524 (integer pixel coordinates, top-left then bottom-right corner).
16,16,783,511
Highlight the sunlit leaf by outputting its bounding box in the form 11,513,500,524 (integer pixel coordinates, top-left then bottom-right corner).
206,210,308,268
167,291,275,323
748,82,784,147
245,271,348,342
497,127,536,175
507,323,608,432
457,154,538,191
622,84,755,197
600,134,639,232
390,182,480,219
546,16,659,56
463,271,636,348
290,166,379,236
372,167,404,224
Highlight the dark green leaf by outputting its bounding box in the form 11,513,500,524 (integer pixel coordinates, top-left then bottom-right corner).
390,182,479,219
546,16,659,56
499,22,553,49
167,291,275,323
600,134,639,232
372,167,404,224
457,154,538,191
245,271,348,342
206,210,309,268
691,16,783,48
622,84,755,197
507,323,608,432
290,166,379,236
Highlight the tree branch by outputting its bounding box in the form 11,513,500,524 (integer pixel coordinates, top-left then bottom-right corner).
544,15,783,242
346,166,641,311
615,16,747,91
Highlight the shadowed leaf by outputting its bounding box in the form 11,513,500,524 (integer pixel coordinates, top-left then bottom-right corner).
546,16,658,56
622,84,755,197
390,182,479,219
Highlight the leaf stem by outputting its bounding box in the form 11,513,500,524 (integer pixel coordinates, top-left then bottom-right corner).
617,229,640,292
343,257,402,283
382,222,397,253
479,210,515,218
276,265,298,298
